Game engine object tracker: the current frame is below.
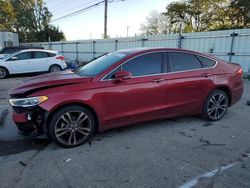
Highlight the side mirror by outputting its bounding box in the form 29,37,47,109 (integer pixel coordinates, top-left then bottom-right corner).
11,57,18,60
114,71,132,81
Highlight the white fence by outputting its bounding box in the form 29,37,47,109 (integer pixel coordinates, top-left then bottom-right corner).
22,28,250,73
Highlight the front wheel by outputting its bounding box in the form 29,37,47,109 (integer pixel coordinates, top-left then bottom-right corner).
49,105,96,148
202,90,229,121
0,67,8,79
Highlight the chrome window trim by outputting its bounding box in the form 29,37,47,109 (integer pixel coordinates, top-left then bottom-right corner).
100,50,218,81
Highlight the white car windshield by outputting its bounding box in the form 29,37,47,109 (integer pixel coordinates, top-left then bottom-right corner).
1,51,20,60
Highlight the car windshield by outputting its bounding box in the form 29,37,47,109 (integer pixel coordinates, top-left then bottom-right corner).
1,51,19,60
74,52,128,76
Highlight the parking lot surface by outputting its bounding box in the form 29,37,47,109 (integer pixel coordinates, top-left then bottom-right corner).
0,75,250,188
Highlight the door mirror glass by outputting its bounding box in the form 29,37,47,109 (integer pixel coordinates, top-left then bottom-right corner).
114,71,132,81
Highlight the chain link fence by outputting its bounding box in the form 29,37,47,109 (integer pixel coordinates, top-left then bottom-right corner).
21,28,250,73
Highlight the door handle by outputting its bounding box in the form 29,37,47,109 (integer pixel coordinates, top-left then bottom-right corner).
151,78,165,83
201,73,212,78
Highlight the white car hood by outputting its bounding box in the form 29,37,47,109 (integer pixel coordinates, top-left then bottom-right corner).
0,54,9,59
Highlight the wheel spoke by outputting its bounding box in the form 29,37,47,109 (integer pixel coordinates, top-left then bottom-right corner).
56,127,69,132
68,132,73,145
218,94,225,104
76,127,90,136
210,96,216,104
56,129,69,137
208,107,215,115
218,105,227,110
76,112,87,125
61,113,72,125
77,116,88,126
72,132,77,145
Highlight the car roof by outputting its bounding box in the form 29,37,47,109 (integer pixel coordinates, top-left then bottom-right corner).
3,46,43,49
117,47,202,54
117,47,215,60
18,49,58,53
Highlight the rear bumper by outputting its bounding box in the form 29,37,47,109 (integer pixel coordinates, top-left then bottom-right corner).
231,85,243,105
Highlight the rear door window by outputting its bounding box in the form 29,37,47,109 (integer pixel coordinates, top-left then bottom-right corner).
196,55,216,68
47,52,56,57
34,52,49,58
169,52,202,72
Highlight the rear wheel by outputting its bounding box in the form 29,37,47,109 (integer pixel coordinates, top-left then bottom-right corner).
49,65,61,72
49,105,96,147
202,90,229,121
0,67,8,79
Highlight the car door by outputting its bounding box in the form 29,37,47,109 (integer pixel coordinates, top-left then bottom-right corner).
33,51,51,72
164,52,215,117
8,52,34,73
103,52,168,128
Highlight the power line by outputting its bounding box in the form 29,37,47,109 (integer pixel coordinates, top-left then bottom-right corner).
62,0,100,14
52,1,105,22
48,0,71,10
49,0,100,16
51,0,125,22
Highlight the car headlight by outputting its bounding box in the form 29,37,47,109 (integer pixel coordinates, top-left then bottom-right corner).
9,96,48,107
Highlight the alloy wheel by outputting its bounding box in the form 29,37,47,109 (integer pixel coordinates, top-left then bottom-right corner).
50,66,61,72
54,111,91,146
207,93,228,120
0,68,7,78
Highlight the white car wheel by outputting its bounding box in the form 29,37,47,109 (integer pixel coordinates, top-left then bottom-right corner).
0,67,8,79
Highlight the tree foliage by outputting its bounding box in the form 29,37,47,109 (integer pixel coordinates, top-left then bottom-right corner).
141,0,250,35
0,0,65,42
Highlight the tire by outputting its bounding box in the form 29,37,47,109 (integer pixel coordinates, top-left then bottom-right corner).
202,90,229,121
49,65,61,72
48,105,96,148
0,67,8,79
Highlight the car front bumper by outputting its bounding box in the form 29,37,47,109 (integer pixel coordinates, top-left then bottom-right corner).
12,106,47,136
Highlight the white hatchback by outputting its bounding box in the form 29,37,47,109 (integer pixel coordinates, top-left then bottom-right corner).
0,49,67,78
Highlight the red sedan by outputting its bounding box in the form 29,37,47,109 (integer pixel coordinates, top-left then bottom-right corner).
9,48,243,147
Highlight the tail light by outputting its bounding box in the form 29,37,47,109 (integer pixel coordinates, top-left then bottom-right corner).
56,56,65,61
236,68,243,77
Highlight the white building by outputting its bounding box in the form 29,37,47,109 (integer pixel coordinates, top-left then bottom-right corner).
0,31,19,49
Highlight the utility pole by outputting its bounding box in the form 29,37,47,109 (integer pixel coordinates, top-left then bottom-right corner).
126,26,129,37
104,0,108,38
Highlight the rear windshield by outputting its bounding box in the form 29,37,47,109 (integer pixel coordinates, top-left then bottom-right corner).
74,52,128,76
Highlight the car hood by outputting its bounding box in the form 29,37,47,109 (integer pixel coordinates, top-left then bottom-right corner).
9,70,93,97
0,54,8,58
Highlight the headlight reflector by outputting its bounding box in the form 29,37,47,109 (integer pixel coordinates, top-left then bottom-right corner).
9,96,48,107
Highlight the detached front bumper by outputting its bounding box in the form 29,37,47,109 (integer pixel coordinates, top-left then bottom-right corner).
12,106,47,136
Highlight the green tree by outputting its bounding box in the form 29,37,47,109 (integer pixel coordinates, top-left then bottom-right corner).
36,25,65,42
0,0,65,42
164,0,230,32
0,0,15,31
229,0,250,28
141,0,250,35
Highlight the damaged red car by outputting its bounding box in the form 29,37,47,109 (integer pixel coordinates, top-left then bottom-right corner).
9,48,243,147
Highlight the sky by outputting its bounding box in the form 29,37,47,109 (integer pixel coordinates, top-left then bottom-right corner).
44,0,171,40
